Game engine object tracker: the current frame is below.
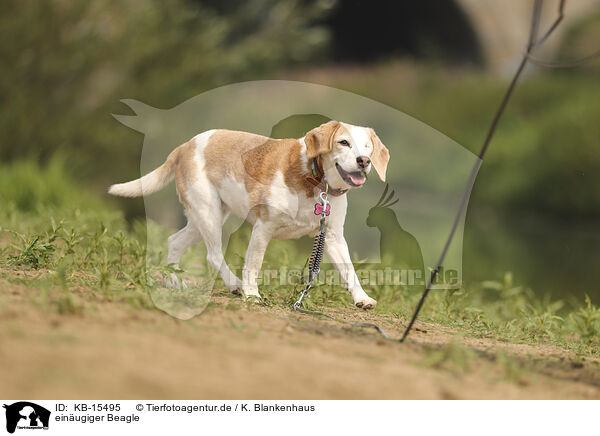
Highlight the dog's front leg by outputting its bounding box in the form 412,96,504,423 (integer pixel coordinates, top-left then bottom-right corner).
325,230,377,310
242,219,273,299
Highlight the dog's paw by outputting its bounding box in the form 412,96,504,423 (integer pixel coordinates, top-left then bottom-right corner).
242,288,262,300
354,296,377,310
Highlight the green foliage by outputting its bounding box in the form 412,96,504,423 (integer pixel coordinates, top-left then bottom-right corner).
569,295,600,342
6,233,56,269
0,0,332,184
0,161,150,311
431,70,600,217
0,157,108,214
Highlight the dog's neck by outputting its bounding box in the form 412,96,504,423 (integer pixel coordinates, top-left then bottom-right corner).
304,156,348,197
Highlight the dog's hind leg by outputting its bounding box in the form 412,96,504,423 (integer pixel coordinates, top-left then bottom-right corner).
166,223,202,288
171,133,242,293
184,192,243,293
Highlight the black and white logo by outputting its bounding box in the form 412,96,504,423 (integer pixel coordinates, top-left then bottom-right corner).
3,402,50,434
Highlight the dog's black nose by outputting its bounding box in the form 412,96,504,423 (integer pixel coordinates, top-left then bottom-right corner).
356,155,371,168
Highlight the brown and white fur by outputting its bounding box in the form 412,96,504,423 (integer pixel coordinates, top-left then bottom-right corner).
109,121,390,310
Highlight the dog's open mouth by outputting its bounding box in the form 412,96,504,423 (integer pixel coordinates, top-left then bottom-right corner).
335,162,367,187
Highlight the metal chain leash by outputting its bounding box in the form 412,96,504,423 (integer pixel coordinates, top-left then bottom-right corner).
293,190,329,310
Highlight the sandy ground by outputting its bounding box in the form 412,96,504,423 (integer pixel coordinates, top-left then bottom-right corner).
1,275,599,399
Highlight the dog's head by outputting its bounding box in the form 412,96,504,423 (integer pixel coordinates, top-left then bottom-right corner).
304,121,390,190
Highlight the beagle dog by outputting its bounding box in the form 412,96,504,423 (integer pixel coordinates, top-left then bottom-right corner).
109,121,389,310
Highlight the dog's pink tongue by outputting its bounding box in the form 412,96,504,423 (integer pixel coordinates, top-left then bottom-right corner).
349,172,366,185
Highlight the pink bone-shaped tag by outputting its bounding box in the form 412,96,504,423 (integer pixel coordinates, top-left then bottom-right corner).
314,203,330,216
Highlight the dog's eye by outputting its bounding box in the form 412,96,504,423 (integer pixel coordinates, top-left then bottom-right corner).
338,140,350,147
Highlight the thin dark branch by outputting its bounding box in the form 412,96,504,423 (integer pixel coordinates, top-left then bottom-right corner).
400,0,571,342
532,0,565,47
529,0,544,48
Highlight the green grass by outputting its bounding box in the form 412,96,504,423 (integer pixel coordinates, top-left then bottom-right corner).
0,158,599,360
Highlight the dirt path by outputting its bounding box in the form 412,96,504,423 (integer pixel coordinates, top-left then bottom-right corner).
1,278,599,399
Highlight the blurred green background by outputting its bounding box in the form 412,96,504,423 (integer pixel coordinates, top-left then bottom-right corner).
1,0,599,303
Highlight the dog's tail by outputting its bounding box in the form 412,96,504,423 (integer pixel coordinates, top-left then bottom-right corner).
108,147,180,197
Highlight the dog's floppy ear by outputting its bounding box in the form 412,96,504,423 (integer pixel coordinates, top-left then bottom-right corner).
305,121,341,158
368,128,390,182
